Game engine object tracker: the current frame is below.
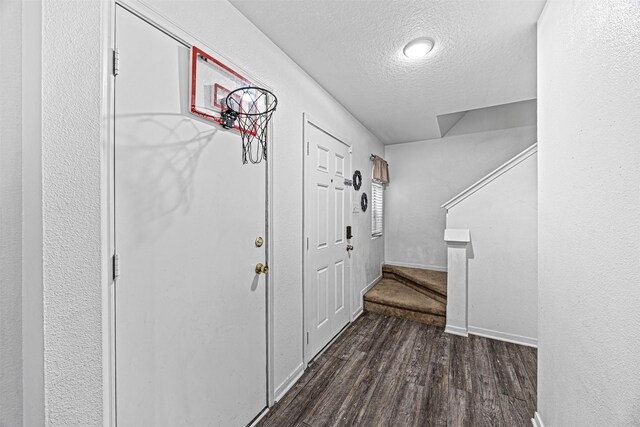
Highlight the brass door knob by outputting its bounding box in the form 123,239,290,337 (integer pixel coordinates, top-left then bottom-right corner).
255,263,269,274
346,244,354,252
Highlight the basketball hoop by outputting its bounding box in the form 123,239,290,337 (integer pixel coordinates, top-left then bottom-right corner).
221,86,277,164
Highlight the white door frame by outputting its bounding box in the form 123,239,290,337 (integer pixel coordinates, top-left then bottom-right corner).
302,113,354,366
102,1,276,424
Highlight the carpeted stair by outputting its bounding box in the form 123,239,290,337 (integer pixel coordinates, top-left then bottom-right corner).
364,265,447,327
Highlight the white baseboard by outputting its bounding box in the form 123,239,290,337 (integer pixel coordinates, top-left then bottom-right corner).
363,272,382,294
531,411,544,427
384,260,447,272
353,271,383,319
274,362,305,402
468,325,537,348
249,407,270,427
445,324,469,337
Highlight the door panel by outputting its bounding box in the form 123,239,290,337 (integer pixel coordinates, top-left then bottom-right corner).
317,184,329,248
306,123,352,360
335,188,344,243
114,7,267,426
335,260,344,312
317,268,328,327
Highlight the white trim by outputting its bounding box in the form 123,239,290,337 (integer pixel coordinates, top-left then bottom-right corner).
384,261,447,272
537,0,552,27
115,0,269,90
102,2,116,426
302,113,309,365
110,0,275,419
274,362,305,402
304,114,352,150
302,113,354,366
248,408,270,427
531,412,545,427
363,272,382,295
445,325,469,337
21,1,45,424
266,75,276,408
467,326,538,348
444,228,470,244
354,267,383,318
348,147,357,322
351,306,364,321
441,143,538,210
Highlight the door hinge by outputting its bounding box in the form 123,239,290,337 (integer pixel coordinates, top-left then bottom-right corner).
112,253,120,281
112,48,120,76
306,141,309,155
307,237,309,250
306,332,309,344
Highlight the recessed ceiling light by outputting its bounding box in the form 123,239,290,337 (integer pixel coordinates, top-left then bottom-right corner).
403,37,434,59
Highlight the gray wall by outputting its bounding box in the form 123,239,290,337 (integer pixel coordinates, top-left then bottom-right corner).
146,0,385,400
384,108,536,270
537,0,640,424
447,150,537,345
0,1,23,425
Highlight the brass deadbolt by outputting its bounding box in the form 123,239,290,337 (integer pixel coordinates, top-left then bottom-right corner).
255,263,269,274
255,237,264,247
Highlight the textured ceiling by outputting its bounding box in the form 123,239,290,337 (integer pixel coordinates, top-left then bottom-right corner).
229,0,546,144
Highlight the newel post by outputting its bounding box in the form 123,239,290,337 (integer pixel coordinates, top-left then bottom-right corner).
444,229,470,336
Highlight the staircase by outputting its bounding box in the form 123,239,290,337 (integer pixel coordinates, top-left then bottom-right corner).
364,265,447,327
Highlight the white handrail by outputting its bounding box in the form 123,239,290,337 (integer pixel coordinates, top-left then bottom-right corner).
441,142,537,211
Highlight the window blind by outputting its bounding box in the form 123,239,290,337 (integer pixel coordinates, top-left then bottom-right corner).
371,182,383,237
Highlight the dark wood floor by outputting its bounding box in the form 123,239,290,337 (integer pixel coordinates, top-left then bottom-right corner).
258,312,537,427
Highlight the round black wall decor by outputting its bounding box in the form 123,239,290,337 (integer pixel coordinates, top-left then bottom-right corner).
352,170,362,190
361,193,368,212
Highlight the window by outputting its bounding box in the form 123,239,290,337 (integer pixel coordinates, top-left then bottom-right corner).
371,182,383,237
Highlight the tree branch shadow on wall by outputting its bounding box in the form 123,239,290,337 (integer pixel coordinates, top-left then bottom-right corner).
115,112,219,242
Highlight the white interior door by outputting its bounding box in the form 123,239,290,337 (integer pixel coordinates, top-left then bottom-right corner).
305,121,352,360
114,7,267,426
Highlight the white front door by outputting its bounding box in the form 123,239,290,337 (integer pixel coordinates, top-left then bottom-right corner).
305,120,352,360
114,7,267,426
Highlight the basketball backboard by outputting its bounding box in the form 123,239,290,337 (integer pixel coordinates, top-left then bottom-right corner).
189,46,259,134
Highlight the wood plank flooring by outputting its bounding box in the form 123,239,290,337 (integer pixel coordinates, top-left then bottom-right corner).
258,312,536,427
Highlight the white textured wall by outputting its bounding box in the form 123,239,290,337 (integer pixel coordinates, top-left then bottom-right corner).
447,151,537,345
384,121,536,270
141,0,384,394
0,1,23,425
538,1,640,425
41,1,105,424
